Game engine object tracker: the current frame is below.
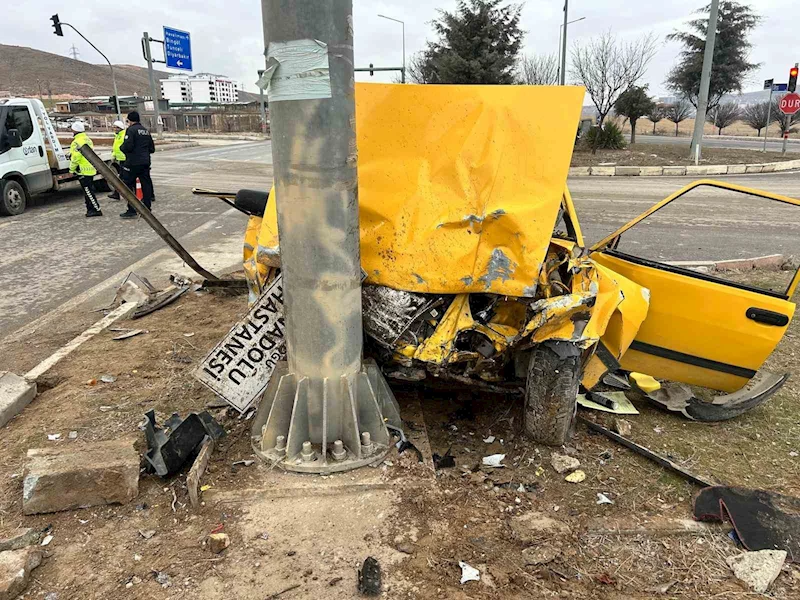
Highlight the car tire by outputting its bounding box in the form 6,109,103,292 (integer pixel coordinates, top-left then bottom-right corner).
524,341,581,446
0,179,28,216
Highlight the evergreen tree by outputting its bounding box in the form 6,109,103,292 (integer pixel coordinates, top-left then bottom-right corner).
666,2,760,111
418,0,524,84
615,86,656,143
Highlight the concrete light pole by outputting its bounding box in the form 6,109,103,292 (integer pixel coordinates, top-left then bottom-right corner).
689,0,720,160
252,0,401,473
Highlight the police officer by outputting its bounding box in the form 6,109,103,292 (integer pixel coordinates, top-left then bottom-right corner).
108,120,126,200
119,110,155,219
69,122,102,217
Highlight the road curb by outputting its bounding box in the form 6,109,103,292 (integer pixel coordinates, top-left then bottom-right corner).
155,142,201,152
569,158,800,177
0,372,37,429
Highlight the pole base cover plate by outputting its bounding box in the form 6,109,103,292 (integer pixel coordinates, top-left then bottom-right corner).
251,359,401,474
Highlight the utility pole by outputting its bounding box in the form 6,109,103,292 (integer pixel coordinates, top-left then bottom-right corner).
689,0,720,160
253,0,399,473
142,33,163,139
559,0,569,85
68,45,80,60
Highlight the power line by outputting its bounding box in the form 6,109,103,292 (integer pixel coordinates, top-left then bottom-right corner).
68,45,80,60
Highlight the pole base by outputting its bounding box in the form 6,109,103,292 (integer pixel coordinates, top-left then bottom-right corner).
251,359,402,474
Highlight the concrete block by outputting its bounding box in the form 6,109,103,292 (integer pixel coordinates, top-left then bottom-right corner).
727,164,747,174
685,165,728,176
714,254,784,272
614,166,641,176
23,439,139,515
662,166,686,176
638,166,664,176
590,166,615,176
760,162,776,173
745,164,764,173
772,160,798,172
0,373,36,429
568,167,590,177
0,548,42,600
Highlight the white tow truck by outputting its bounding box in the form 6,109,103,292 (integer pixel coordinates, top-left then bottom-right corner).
0,98,113,216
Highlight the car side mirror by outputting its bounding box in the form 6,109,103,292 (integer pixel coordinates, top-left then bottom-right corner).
7,129,22,148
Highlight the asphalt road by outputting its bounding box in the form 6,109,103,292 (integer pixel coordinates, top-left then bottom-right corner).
635,134,800,153
0,141,274,341
1,139,798,346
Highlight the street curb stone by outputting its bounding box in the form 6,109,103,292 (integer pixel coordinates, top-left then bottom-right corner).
0,373,37,429
568,157,800,177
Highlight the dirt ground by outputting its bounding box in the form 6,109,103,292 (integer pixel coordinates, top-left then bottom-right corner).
1,271,800,599
571,143,794,168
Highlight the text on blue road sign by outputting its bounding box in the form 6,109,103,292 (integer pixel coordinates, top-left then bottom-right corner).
163,26,192,71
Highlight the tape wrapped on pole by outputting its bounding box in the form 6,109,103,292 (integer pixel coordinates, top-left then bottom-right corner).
257,39,332,102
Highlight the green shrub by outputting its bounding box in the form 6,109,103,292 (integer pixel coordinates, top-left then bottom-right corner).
583,122,626,150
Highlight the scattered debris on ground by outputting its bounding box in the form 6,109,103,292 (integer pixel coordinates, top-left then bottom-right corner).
0,547,42,600
358,556,382,595
726,549,787,593
22,439,139,515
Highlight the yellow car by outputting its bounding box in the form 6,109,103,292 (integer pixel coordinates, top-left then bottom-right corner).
236,83,798,445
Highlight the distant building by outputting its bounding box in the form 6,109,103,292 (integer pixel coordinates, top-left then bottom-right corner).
160,74,240,104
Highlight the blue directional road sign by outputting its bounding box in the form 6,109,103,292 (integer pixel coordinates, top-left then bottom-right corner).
773,83,788,92
163,26,192,71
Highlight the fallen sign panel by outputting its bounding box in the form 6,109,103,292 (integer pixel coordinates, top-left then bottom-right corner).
193,275,286,412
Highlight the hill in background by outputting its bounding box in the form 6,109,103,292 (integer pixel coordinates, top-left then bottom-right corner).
0,44,259,102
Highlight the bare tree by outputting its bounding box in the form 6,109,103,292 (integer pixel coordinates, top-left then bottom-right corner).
741,100,773,136
772,97,800,135
570,31,658,127
406,51,435,84
706,102,741,135
647,104,666,134
517,53,559,85
665,99,693,136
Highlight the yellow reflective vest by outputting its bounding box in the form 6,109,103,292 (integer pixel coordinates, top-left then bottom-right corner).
112,129,126,162
69,132,97,177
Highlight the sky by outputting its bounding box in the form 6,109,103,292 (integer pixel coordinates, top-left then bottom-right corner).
5,0,797,98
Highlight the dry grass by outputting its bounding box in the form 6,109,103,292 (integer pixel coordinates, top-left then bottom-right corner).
571,142,793,167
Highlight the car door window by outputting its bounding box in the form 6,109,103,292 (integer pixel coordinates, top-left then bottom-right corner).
9,107,35,142
593,181,800,299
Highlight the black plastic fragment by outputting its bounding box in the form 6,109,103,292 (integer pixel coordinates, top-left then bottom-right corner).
144,410,226,477
693,486,800,562
433,447,455,470
358,556,381,596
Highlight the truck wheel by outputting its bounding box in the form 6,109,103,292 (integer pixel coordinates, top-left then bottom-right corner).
524,342,581,446
0,179,27,216
94,177,111,193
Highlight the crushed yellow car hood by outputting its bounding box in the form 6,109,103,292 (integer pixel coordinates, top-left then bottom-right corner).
255,82,584,297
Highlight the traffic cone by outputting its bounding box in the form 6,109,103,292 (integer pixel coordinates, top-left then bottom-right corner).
135,178,143,200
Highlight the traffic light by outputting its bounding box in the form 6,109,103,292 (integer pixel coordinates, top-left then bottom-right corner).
51,14,63,37
789,65,799,93
369,63,374,76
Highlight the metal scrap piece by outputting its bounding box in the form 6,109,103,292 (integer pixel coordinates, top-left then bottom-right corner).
644,372,789,422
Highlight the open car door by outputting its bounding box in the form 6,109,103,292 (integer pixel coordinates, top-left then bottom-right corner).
590,180,800,393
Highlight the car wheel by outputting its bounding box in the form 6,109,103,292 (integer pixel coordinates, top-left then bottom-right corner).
0,179,28,216
524,341,581,446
